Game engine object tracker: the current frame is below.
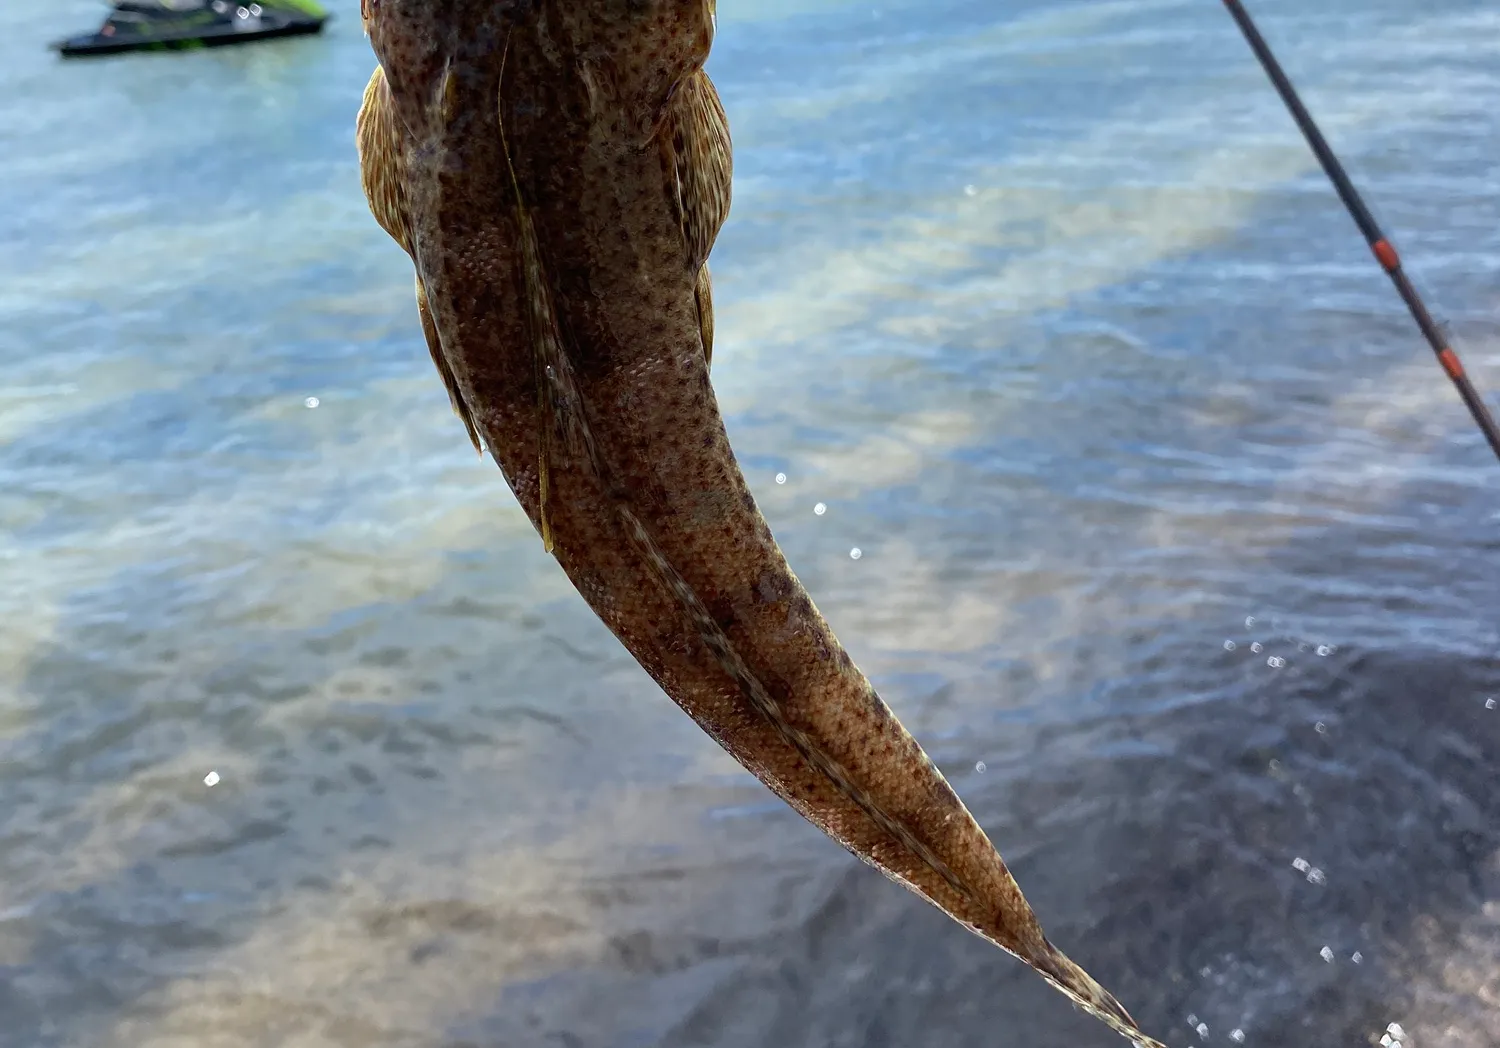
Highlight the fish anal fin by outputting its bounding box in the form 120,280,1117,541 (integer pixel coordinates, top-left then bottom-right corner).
416,276,482,455
360,66,483,458
695,263,714,369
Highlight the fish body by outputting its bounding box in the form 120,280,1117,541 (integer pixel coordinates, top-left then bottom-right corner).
355,2,1164,1044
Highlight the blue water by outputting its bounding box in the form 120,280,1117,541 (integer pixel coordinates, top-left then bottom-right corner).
2,2,1497,1046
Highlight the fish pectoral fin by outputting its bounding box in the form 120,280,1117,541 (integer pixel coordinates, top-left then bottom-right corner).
661,69,730,369
695,263,714,370
416,275,482,455
356,65,412,251
662,70,731,273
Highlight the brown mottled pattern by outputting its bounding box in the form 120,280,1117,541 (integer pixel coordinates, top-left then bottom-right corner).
354,2,1166,1045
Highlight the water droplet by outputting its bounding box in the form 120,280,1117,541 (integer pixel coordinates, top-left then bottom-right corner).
1315,721,1327,734
304,396,320,409
1316,645,1332,656
849,547,862,560
1351,951,1363,964
1250,642,1263,653
975,761,987,773
1245,616,1256,628
775,472,787,485
1292,857,1310,872
204,771,221,787
1230,1031,1245,1044
1223,640,1237,651
1307,867,1326,885
813,502,827,516
1267,656,1285,668
964,184,977,197
1320,945,1334,963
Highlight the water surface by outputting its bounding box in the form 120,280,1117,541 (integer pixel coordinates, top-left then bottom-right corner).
1,2,1497,1046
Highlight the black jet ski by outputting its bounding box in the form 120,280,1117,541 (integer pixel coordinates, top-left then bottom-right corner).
52,0,328,58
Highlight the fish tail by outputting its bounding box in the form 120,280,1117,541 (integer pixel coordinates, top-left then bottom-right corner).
1031,941,1170,1048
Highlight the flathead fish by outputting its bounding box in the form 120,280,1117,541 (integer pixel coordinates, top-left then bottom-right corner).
355,2,1166,1044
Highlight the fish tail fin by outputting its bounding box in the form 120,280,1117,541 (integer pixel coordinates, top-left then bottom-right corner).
1030,940,1170,1048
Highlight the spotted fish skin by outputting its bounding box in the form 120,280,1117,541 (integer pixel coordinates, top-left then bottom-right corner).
354,2,1165,1044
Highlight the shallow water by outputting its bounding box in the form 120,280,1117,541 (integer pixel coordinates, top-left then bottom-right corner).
2,1,1497,1046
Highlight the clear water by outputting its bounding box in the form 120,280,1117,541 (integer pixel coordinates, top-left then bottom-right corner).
2,1,1497,1046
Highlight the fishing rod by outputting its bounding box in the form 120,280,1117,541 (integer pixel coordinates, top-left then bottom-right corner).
1219,0,1500,462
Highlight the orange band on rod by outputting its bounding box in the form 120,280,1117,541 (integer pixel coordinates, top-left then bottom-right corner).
1372,239,1399,271
1439,348,1465,380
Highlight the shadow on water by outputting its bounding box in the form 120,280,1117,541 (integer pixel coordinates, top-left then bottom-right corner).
2,435,1496,1048
644,649,1500,1048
